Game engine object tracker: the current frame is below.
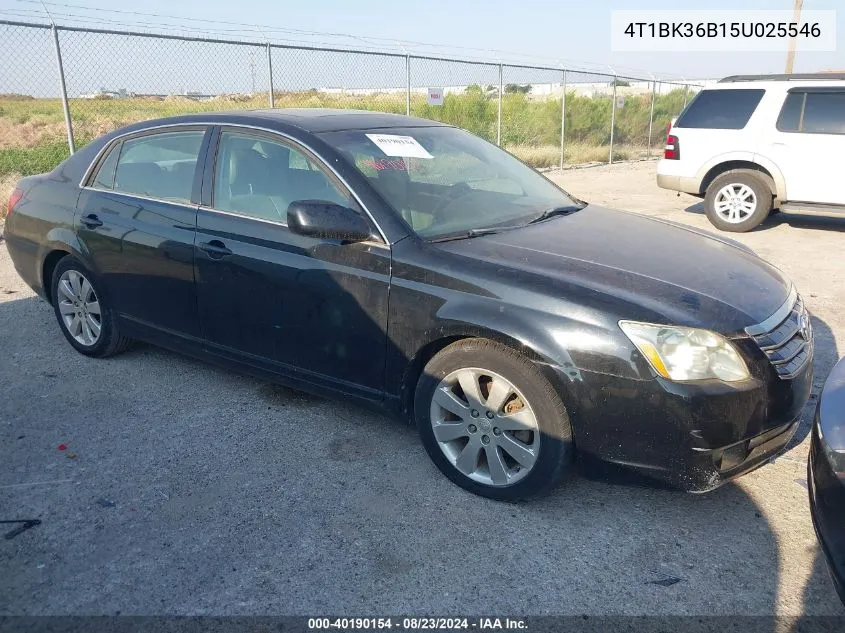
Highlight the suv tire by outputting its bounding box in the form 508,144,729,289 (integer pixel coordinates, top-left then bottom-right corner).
704,170,773,233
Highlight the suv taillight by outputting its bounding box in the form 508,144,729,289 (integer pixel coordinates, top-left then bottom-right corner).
664,129,680,160
6,187,23,217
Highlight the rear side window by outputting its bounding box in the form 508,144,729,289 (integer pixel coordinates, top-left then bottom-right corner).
109,130,205,203
776,90,845,135
92,143,120,189
803,92,845,134
675,89,765,129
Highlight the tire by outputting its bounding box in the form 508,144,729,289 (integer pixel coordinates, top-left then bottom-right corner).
415,338,573,501
704,170,773,233
50,256,133,358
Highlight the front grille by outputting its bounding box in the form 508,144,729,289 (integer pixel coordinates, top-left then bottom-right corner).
746,289,813,380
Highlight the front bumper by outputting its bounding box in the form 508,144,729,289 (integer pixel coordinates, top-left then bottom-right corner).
808,357,845,605
566,341,813,493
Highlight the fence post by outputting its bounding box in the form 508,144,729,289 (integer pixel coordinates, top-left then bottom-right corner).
559,69,567,169
405,54,411,116
266,43,275,108
647,79,657,159
497,63,503,146
51,25,75,155
609,74,617,164
682,83,689,109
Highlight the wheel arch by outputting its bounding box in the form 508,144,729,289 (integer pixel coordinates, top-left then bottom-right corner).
398,324,574,425
698,159,783,200
40,248,72,305
40,228,92,304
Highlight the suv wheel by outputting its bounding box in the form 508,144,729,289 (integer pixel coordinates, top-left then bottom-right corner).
704,170,773,232
415,339,573,501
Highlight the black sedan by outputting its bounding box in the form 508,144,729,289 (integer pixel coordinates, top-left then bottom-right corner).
809,356,845,604
4,109,813,500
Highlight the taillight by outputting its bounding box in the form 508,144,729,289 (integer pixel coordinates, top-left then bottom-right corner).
6,187,23,216
664,133,680,160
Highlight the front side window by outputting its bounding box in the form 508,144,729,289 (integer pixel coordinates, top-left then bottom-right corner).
675,89,765,130
109,130,205,203
320,126,579,239
213,130,351,223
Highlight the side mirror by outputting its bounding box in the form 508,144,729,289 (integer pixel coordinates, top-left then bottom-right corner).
287,200,373,243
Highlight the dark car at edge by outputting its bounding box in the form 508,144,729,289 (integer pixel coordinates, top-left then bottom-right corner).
3,109,814,500
809,356,845,604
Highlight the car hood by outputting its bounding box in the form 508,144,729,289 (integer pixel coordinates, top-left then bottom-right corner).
435,205,791,332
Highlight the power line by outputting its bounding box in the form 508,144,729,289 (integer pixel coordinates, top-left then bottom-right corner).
11,0,686,78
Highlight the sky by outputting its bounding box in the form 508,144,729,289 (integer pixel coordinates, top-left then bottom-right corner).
0,0,842,88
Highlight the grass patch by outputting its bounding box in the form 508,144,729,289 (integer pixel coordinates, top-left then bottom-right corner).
0,141,69,178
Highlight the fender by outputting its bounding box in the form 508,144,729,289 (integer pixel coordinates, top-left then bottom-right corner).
388,291,645,419
694,151,786,199
749,152,788,201
40,228,90,292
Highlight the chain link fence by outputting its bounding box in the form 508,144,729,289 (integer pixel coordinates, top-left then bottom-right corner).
0,18,702,182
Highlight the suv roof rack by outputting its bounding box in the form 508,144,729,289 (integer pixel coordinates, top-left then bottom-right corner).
719,73,845,83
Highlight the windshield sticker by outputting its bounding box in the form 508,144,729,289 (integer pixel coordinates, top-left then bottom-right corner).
365,133,433,159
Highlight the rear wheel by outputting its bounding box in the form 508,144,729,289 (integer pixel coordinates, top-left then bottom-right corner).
704,170,773,232
50,257,132,357
415,339,573,501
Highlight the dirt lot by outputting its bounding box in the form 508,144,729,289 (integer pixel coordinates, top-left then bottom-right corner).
1,160,843,616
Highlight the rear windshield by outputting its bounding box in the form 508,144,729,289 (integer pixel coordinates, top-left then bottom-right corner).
675,89,765,129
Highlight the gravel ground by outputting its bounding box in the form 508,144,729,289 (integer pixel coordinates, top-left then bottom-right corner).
1,160,843,616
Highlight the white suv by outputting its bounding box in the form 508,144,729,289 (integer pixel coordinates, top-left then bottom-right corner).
657,73,845,232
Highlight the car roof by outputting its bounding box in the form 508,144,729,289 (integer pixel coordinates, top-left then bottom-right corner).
708,74,845,90
125,109,452,134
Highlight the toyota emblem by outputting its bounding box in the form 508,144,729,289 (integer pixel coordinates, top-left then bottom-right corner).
799,312,812,341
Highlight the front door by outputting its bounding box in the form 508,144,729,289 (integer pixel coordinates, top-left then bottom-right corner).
765,88,845,205
194,128,391,397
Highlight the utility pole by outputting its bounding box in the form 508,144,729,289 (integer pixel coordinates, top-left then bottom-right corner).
785,0,804,74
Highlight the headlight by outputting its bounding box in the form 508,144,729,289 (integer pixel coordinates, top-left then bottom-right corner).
619,321,750,382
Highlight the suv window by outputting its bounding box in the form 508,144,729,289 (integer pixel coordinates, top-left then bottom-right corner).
803,92,845,134
675,89,765,129
95,130,205,203
776,92,804,132
212,130,352,223
776,90,845,135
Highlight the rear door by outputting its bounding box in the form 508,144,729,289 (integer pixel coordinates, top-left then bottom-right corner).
767,88,845,205
194,127,391,397
76,126,210,337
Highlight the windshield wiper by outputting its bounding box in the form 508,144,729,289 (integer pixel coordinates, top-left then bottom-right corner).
426,225,523,243
528,204,585,224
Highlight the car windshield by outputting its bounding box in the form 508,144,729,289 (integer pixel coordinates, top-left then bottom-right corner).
319,126,581,240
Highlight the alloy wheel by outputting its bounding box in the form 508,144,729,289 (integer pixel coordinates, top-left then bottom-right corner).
714,183,758,224
57,269,102,346
429,367,540,487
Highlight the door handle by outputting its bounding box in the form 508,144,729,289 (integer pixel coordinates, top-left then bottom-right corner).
80,214,103,228
199,240,233,260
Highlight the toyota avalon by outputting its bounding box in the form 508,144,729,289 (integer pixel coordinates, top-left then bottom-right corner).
4,110,814,500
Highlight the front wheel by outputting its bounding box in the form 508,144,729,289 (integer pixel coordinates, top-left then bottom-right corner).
704,170,773,232
415,339,573,501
